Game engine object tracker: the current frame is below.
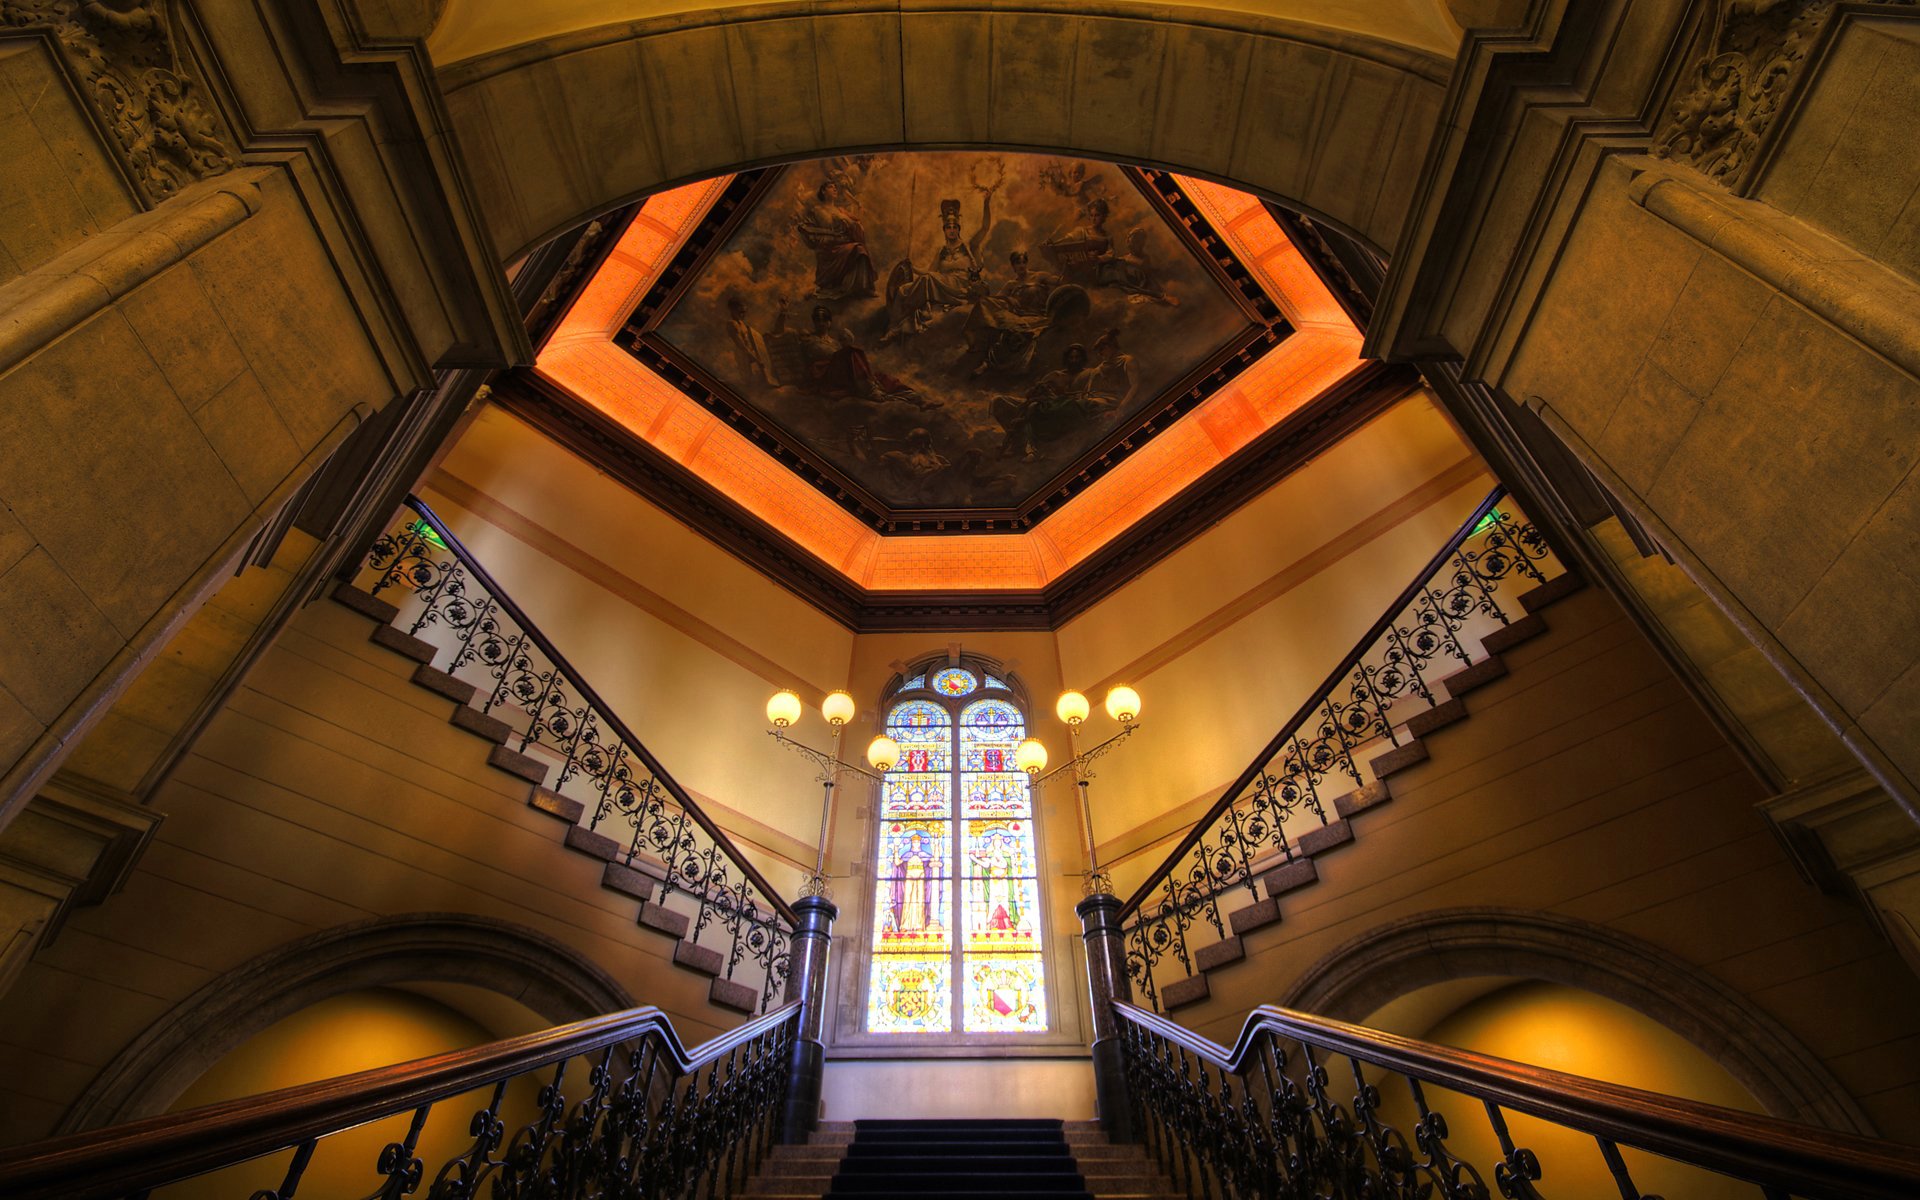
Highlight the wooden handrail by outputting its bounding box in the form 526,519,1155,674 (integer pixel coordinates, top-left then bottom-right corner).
402,496,798,927
0,1000,800,1200
1117,486,1511,920
1117,1001,1920,1200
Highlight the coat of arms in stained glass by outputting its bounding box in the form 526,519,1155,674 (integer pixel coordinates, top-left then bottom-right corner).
870,956,952,1033
964,956,1047,1032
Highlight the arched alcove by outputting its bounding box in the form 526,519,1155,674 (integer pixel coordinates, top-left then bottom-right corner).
57,914,633,1133
435,3,1451,264
1283,906,1876,1135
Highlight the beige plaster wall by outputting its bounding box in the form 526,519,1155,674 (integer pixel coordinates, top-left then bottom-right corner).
1054,392,1491,882
421,403,857,873
820,1058,1096,1121
0,593,726,1144
1166,585,1920,1139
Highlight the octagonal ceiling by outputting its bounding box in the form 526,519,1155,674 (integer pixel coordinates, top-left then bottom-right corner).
512,153,1383,623
620,154,1286,526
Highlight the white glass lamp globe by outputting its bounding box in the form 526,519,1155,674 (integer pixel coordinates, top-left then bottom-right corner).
766,690,803,728
1105,685,1142,723
1056,690,1091,726
1015,737,1049,776
821,690,857,727
866,734,901,772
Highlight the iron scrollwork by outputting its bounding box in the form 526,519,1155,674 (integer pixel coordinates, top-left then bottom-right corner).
1118,494,1564,1011
360,502,795,1014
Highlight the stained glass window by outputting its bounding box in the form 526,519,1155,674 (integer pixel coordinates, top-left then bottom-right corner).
865,672,1048,1035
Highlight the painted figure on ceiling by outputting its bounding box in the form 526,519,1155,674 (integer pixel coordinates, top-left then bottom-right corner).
1093,227,1179,306
770,301,922,405
795,179,878,300
990,343,1101,459
1086,328,1138,409
884,185,997,341
723,296,779,387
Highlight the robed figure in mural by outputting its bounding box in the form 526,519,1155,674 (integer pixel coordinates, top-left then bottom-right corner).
795,180,878,300
885,188,996,340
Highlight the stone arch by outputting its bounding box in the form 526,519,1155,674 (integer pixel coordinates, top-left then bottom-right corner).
56,913,633,1133
437,3,1451,265
1283,906,1876,1136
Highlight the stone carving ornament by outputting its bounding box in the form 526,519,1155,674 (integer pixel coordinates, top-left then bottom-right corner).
1656,0,1917,186
1,0,233,201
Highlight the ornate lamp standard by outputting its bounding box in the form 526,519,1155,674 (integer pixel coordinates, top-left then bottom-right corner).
764,688,893,899
1011,684,1143,896
1012,683,1143,1142
762,687,892,1142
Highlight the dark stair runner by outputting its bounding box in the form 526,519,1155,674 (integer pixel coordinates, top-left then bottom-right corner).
827,1119,1091,1199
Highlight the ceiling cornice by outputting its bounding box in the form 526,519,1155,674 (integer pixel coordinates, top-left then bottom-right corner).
492,361,1418,631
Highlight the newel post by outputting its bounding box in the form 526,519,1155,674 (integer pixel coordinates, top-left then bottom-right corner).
780,894,837,1142
1078,890,1136,1142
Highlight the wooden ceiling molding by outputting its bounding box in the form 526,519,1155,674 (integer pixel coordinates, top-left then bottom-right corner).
508,159,1389,630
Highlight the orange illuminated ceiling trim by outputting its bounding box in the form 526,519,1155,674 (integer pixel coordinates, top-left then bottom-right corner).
537,173,1366,594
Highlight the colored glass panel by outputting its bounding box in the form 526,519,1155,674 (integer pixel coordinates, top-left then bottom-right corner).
866,680,1048,1035
960,774,1029,818
873,820,951,953
983,674,1009,691
961,877,1043,953
897,674,926,693
931,667,977,696
869,956,952,1034
963,956,1048,1032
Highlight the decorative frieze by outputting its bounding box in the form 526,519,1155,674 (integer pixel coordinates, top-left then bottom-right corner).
1655,0,1917,187
2,0,234,201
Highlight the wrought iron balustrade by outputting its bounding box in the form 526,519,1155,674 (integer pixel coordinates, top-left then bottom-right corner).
1113,1000,1920,1200
356,497,796,1012
0,1001,799,1200
1115,487,1559,1010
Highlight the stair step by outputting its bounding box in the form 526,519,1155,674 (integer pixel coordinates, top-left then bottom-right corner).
673,939,725,977
1369,739,1428,779
603,858,664,901
1518,568,1585,613
711,975,759,1013
1194,935,1244,973
564,823,621,861
1295,818,1353,856
1481,611,1547,655
1228,896,1281,936
412,663,477,705
1160,973,1209,1011
450,703,514,744
1258,856,1317,898
331,583,398,624
488,744,548,785
527,786,584,823
1404,696,1467,739
639,902,694,943
370,623,436,664
1333,780,1391,819
1440,654,1507,699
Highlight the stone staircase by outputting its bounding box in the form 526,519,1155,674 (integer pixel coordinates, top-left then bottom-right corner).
745,1120,1178,1199
329,582,765,1015
1147,568,1589,1013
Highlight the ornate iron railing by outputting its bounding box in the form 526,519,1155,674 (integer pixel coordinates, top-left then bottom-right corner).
1114,1000,1920,1200
0,1001,799,1200
356,497,796,1012
1116,487,1559,1010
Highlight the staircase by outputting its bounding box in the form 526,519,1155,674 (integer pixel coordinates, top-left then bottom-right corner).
746,1120,1176,1200
328,579,775,1016
1129,567,1590,1014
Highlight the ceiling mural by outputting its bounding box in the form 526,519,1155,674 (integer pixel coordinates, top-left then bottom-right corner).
627,153,1275,517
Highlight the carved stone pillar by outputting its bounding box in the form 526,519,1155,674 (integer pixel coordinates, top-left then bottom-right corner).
780,894,837,1142
1078,890,1135,1142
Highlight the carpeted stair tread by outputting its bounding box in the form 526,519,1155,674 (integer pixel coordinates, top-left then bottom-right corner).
814,1118,1095,1200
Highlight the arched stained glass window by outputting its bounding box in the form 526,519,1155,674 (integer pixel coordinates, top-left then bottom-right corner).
867,668,1048,1034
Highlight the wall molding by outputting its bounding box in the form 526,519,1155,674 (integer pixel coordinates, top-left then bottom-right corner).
56,913,633,1134
1283,905,1877,1136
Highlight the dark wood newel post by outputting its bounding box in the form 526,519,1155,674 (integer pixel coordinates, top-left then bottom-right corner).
1078,890,1136,1142
780,894,837,1142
